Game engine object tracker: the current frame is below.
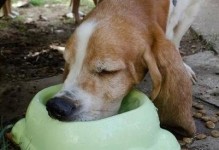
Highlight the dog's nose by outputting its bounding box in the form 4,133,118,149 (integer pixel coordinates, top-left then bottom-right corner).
46,97,76,121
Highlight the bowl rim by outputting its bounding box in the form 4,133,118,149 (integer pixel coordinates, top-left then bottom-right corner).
29,84,150,124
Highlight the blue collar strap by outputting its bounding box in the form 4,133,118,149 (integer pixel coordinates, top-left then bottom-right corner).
172,0,177,6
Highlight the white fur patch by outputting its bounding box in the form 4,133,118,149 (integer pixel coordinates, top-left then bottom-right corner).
166,0,203,48
54,21,100,121
63,20,97,89
166,0,190,41
166,0,203,82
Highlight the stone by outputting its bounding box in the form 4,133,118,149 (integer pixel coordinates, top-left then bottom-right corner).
211,130,219,138
198,109,207,115
193,113,203,119
183,137,193,144
210,116,218,123
201,116,211,122
206,121,216,129
193,104,204,110
196,134,207,140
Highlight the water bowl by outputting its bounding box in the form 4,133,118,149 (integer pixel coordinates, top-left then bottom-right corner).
11,84,180,150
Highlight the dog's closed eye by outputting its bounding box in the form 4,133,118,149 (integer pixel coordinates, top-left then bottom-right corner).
97,69,120,76
92,59,126,76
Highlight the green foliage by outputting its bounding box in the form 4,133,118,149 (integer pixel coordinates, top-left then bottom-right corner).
0,117,14,150
0,22,8,29
30,0,68,6
30,0,45,6
0,118,8,150
80,0,95,14
81,0,95,7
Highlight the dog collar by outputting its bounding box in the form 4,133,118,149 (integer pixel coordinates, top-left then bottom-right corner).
172,0,177,6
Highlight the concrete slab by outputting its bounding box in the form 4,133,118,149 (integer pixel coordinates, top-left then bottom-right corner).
192,0,219,54
190,136,219,150
184,51,219,107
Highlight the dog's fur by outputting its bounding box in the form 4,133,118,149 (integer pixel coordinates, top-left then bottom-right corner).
46,0,203,137
166,0,203,82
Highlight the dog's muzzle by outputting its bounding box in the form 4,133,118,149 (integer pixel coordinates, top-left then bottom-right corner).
46,97,77,121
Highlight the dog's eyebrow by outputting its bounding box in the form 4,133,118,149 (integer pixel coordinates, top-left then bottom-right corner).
95,59,126,72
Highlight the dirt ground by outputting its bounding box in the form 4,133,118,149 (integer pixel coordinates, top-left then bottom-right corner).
0,3,218,150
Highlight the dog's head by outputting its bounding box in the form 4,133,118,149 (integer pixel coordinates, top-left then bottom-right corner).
46,20,150,121
46,0,167,122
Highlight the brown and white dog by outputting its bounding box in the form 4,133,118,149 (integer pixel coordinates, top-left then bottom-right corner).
46,0,203,137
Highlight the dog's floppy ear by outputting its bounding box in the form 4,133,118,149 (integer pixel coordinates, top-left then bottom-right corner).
143,33,196,137
143,47,162,100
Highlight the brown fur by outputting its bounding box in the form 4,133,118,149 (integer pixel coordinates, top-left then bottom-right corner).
146,24,196,136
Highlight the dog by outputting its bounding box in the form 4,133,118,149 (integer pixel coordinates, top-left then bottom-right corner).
46,0,203,137
166,0,203,83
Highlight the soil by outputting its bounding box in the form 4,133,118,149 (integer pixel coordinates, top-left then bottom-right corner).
0,5,74,83
0,3,217,150
0,4,76,149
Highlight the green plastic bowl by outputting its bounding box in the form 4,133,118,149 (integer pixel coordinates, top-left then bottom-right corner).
11,85,180,150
